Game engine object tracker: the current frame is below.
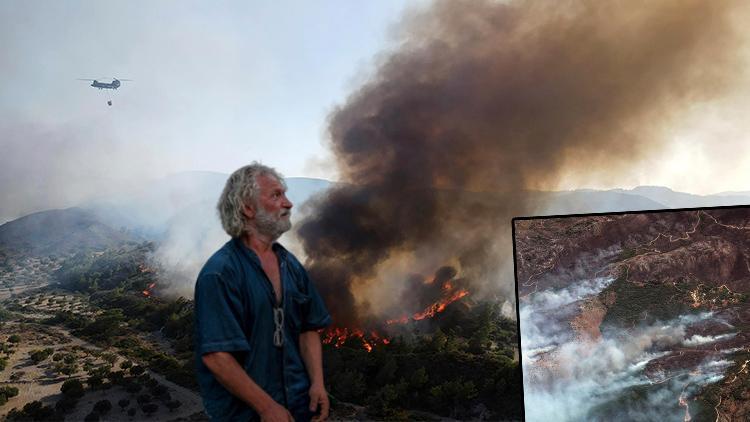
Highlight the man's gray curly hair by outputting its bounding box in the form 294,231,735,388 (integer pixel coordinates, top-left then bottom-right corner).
217,163,287,238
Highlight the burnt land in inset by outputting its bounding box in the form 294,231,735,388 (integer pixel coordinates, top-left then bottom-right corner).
515,208,750,421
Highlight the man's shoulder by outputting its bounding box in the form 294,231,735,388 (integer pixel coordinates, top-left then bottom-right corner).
197,240,242,281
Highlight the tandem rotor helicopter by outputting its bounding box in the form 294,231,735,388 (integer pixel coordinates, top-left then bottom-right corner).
77,77,132,106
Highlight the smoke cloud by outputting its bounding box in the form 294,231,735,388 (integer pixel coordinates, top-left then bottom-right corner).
520,276,739,421
298,0,748,326
0,116,163,224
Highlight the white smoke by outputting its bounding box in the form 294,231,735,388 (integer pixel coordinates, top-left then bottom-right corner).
683,333,737,347
520,277,740,421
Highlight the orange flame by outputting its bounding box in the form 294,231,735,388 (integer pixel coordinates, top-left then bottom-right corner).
388,288,470,324
138,264,155,273
324,277,471,350
322,327,388,352
414,289,469,320
386,316,409,325
142,282,157,297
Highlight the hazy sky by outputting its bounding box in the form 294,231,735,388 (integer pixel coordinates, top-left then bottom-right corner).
3,0,750,223
0,1,418,222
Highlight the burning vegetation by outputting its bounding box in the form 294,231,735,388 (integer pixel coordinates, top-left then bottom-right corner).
322,265,472,352
321,328,389,353
142,282,156,298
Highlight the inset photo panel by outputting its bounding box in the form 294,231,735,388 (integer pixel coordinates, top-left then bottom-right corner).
513,206,750,422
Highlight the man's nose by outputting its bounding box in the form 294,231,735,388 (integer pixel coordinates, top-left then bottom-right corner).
282,195,293,209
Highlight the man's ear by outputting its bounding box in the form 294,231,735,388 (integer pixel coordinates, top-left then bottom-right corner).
241,203,255,220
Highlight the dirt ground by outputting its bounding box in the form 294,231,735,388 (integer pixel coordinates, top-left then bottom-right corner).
0,308,204,421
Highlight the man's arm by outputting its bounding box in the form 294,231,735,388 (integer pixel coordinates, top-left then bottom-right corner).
299,330,329,421
202,352,293,422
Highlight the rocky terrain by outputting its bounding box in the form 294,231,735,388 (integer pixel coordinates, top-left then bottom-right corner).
515,207,750,421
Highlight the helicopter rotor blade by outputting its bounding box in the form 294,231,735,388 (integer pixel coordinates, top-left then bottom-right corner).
76,79,97,81
117,79,133,81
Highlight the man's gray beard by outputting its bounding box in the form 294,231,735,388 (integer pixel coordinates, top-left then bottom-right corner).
255,207,292,240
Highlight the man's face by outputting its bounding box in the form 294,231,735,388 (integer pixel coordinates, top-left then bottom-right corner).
249,174,293,239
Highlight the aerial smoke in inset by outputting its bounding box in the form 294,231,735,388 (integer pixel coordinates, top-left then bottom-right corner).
298,0,747,326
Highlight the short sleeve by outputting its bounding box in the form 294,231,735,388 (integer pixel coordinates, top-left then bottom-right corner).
194,272,251,356
299,267,332,332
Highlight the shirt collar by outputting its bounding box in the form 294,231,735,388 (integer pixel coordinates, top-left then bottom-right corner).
232,237,289,265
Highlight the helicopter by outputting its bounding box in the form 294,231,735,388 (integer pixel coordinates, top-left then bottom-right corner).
77,77,132,90
77,77,132,106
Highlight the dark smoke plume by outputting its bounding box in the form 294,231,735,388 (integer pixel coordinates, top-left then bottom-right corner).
298,0,747,327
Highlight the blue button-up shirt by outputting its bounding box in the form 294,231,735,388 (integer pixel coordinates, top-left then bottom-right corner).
194,238,332,421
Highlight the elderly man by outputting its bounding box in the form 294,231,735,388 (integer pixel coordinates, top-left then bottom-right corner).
194,163,331,421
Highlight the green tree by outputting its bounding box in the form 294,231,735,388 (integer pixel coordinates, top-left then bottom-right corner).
330,369,366,401
374,357,397,386
87,374,104,390
29,348,54,363
118,398,130,411
431,329,447,352
55,395,78,413
366,381,407,416
109,370,125,384
8,401,55,421
141,403,158,416
61,379,85,399
429,378,478,414
60,363,78,377
93,399,112,415
410,367,429,389
0,386,19,398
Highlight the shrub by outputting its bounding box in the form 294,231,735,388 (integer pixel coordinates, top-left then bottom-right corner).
129,365,145,376
150,384,168,398
136,393,152,405
84,411,100,422
141,403,158,416
0,386,18,398
61,379,85,398
125,382,142,395
6,401,54,421
93,399,112,415
87,374,104,390
55,395,78,413
29,348,54,364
